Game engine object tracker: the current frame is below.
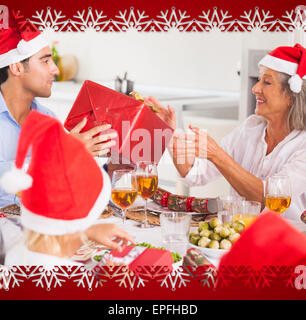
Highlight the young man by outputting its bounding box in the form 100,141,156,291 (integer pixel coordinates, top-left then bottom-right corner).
0,11,116,207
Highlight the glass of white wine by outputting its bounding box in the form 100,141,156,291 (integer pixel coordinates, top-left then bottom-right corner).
136,161,158,228
111,169,138,223
265,175,291,214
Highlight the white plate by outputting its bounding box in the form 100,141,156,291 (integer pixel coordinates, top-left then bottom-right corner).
189,243,229,260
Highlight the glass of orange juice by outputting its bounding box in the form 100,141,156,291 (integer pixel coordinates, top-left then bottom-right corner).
232,200,262,228
265,175,291,214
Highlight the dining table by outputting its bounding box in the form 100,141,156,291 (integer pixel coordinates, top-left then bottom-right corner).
0,197,221,268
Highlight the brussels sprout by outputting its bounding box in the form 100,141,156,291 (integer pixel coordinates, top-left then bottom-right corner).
189,231,199,237
228,233,240,243
223,222,232,229
198,221,210,232
220,239,232,250
232,221,245,233
208,240,219,249
198,237,211,248
228,227,236,235
189,234,201,245
209,232,221,241
209,217,222,229
219,227,231,238
214,226,223,234
200,229,211,238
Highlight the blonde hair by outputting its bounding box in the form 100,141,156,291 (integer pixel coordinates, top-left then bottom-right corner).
25,229,68,257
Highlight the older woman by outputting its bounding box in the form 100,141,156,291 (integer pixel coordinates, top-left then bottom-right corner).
148,43,306,221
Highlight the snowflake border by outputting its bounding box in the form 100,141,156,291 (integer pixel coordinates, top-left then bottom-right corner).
28,7,306,32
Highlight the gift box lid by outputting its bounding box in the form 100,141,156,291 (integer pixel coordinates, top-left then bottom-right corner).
106,245,173,270
65,80,144,125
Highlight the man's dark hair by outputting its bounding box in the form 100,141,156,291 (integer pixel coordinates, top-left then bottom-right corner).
0,58,30,85
0,66,9,85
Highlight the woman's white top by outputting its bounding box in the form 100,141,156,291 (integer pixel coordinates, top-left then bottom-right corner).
183,115,306,221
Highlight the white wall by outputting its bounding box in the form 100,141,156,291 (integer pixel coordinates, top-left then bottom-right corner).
43,29,295,93
43,29,295,94
43,29,297,93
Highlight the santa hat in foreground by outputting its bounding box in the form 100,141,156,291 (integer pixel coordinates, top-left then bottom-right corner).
0,10,48,68
0,111,111,235
259,43,306,93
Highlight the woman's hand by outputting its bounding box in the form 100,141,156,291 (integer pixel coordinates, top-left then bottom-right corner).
169,125,221,162
144,96,176,130
70,118,117,157
186,126,264,204
188,125,222,162
168,125,223,177
86,223,136,252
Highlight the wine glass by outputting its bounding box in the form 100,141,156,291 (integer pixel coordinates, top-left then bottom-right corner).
136,161,158,228
111,169,138,223
265,175,291,214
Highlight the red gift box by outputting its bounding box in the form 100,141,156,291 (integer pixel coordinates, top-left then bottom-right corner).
97,245,174,273
64,80,174,164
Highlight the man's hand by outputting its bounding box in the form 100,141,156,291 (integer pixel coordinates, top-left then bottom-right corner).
70,118,117,157
86,223,136,252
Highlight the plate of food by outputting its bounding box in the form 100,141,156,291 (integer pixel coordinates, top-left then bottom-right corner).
188,217,245,260
91,241,182,266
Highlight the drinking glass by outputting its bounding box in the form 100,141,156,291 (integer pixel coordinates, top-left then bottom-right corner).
160,212,191,256
111,169,138,223
232,200,262,228
136,161,158,228
217,195,246,223
265,175,291,214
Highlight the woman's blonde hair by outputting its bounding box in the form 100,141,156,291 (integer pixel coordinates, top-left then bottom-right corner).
25,229,67,257
278,72,306,131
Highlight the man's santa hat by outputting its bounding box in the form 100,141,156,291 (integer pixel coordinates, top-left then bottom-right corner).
0,10,48,68
259,43,306,93
0,111,111,235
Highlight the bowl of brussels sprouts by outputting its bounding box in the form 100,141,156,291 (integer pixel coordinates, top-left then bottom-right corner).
188,217,245,260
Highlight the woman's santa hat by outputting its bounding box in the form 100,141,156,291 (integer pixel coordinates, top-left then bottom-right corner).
0,111,111,235
259,43,306,93
0,10,48,68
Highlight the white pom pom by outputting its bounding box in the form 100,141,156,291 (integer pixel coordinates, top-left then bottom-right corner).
288,74,303,93
0,166,33,194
